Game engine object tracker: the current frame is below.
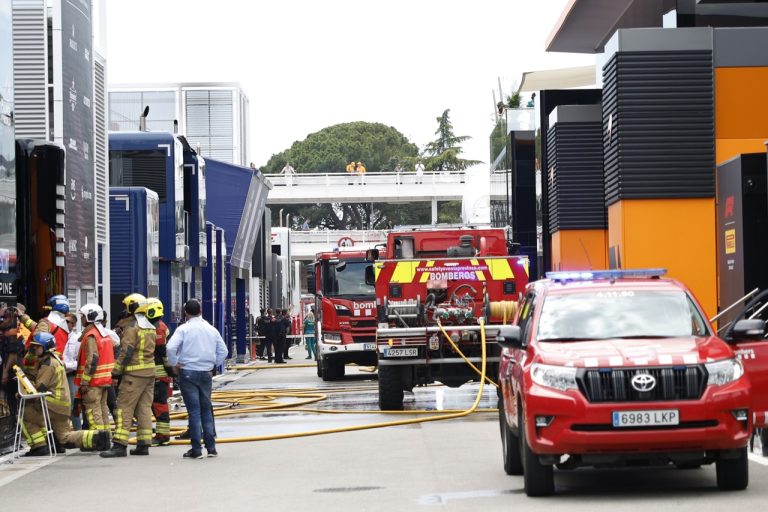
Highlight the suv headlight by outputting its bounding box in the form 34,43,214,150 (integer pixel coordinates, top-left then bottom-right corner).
323,333,342,344
530,363,578,391
705,358,744,386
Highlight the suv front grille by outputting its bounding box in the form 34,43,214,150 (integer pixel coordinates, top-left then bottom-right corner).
578,366,706,403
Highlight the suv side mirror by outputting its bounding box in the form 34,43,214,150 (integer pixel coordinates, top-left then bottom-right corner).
366,248,379,262
365,265,376,286
496,325,522,349
730,319,766,342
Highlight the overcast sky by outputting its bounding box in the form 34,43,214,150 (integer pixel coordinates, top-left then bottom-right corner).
105,0,594,169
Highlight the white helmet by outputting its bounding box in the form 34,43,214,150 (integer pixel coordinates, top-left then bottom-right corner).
79,303,104,323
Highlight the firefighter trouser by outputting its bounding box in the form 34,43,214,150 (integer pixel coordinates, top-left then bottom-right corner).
83,386,111,431
114,374,154,446
22,405,97,449
152,378,172,438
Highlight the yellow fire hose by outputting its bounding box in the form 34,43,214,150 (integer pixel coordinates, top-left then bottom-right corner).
135,319,491,444
436,321,499,389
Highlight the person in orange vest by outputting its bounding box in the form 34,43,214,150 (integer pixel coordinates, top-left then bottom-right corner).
100,300,157,457
346,160,356,185
19,295,71,376
74,303,115,435
21,332,110,456
355,161,367,185
145,298,174,446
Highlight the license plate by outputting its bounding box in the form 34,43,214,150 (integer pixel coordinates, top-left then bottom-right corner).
363,343,375,351
384,347,418,357
612,409,679,427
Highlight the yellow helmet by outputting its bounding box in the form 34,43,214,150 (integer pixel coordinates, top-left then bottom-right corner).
137,297,164,321
123,293,146,314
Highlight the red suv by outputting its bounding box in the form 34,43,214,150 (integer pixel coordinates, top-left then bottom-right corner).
497,269,768,496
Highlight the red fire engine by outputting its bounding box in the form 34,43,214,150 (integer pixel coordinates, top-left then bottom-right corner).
307,249,377,380
371,226,529,410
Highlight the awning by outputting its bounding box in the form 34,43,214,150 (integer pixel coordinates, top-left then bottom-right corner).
205,158,272,279
518,66,596,92
546,0,672,53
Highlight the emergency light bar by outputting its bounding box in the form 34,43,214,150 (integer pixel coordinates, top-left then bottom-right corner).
545,269,668,282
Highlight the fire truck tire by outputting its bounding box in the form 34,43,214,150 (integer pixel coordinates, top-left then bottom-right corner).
499,397,523,475
715,447,749,491
316,360,323,378
321,357,345,381
378,365,404,410
521,411,554,496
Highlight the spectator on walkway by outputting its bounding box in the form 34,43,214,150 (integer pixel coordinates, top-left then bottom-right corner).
167,299,227,459
356,162,367,185
415,161,424,184
346,161,356,185
280,162,296,187
394,163,404,185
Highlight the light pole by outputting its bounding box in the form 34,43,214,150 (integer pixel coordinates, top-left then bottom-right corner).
279,208,284,228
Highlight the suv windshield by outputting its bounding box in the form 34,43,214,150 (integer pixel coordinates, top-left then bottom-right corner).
321,259,374,298
536,290,710,341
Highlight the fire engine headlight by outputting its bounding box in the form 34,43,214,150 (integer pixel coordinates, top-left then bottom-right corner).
530,363,578,391
323,333,342,344
705,358,743,386
334,305,349,312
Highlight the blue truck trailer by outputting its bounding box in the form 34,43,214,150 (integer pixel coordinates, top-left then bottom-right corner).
108,187,159,322
109,131,188,327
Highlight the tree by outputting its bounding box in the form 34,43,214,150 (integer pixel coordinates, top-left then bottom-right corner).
423,109,482,173
263,122,425,230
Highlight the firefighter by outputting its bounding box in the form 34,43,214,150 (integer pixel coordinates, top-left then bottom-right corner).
75,303,115,434
114,293,146,337
21,332,110,456
100,300,157,457
19,295,71,373
145,298,175,446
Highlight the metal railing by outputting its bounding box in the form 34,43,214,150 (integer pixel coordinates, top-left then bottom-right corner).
264,170,466,187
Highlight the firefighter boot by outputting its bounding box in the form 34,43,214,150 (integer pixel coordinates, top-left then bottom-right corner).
99,443,127,458
94,431,111,451
130,442,150,456
152,435,171,446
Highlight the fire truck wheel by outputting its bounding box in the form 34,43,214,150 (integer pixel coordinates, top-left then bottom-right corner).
715,447,749,491
316,359,323,378
520,410,554,496
499,398,523,475
378,365,404,411
321,357,345,381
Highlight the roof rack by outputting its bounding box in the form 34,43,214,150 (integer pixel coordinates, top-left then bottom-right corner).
545,269,668,283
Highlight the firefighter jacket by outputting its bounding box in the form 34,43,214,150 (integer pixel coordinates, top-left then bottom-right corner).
113,314,156,378
74,324,115,388
153,320,174,380
32,353,71,415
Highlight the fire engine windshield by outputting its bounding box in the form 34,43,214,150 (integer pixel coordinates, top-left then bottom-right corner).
536,290,711,341
321,259,374,297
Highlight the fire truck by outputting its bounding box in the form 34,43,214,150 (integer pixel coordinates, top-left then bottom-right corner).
372,226,529,410
307,249,377,381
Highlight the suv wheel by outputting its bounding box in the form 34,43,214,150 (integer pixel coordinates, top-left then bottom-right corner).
378,365,404,410
520,410,554,496
499,397,523,475
716,447,749,491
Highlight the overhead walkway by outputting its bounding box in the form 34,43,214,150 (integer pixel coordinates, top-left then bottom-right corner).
265,171,507,224
288,229,387,260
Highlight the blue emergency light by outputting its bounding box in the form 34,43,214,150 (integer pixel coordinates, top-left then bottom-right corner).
545,269,667,282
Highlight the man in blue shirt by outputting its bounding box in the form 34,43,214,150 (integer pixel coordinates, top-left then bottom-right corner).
167,299,228,459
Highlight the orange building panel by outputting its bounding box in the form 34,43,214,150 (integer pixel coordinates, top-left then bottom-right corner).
608,199,717,318
551,230,607,271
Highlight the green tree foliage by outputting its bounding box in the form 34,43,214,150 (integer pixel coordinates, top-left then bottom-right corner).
263,122,425,230
423,109,482,173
